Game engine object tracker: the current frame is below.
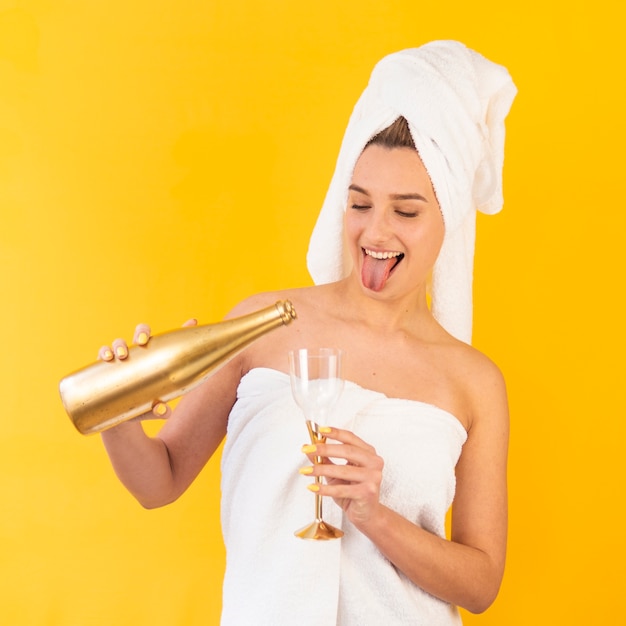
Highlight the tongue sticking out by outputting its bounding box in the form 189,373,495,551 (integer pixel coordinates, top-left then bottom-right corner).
361,254,399,292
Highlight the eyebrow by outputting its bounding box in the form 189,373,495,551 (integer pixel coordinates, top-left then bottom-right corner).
348,184,428,203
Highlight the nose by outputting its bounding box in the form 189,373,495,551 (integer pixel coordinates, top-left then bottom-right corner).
363,208,392,244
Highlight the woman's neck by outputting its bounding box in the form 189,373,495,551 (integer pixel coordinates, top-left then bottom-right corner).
328,275,436,335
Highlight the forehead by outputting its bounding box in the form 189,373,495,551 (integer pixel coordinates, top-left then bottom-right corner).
351,145,435,196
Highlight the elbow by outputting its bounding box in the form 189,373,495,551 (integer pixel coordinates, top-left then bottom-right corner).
462,579,503,614
137,497,175,510
138,499,167,510
124,475,182,510
459,549,506,614
134,489,180,510
464,597,495,615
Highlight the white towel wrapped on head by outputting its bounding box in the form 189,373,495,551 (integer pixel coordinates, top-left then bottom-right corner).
307,40,517,343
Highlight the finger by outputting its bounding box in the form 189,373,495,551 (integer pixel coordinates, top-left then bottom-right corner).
319,426,377,452
302,442,382,469
111,338,130,360
182,318,198,328
301,443,336,466
98,345,114,361
300,463,369,483
126,402,170,423
312,480,379,501
151,401,170,419
133,323,151,346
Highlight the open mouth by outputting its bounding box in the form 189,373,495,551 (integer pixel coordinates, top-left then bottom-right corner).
361,248,404,291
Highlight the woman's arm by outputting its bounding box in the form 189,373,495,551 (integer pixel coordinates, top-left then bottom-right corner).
306,362,509,613
97,295,283,508
100,358,240,508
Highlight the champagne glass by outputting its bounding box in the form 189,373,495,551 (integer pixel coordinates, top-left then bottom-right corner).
289,348,344,540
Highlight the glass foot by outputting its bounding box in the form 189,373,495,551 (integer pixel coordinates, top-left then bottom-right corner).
294,520,344,540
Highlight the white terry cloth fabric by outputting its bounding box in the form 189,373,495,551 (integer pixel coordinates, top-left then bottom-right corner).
220,368,467,625
307,40,517,343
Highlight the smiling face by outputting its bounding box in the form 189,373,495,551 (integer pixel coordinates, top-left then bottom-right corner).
344,144,445,298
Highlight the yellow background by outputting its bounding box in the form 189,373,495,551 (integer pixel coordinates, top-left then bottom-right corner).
1,1,623,624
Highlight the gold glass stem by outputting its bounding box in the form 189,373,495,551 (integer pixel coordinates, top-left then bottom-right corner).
295,420,343,540
314,487,323,521
308,422,326,522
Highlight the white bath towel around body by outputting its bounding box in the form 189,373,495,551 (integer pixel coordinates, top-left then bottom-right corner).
220,368,467,625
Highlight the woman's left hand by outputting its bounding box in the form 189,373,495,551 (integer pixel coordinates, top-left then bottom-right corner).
300,427,384,527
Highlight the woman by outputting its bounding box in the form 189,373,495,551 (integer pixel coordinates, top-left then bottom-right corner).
99,41,516,625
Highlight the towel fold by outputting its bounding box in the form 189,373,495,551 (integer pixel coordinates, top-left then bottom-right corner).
307,41,517,343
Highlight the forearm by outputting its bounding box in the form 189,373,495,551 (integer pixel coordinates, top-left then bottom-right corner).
100,421,178,508
355,504,504,613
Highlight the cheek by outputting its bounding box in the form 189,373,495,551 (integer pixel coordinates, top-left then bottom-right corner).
343,211,361,244
431,217,445,257
413,217,445,262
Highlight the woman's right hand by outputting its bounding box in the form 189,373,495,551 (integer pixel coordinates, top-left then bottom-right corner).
97,319,197,420
97,323,169,419
98,323,152,362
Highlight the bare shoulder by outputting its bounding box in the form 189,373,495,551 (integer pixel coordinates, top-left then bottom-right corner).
225,285,329,320
459,343,506,394
449,340,509,432
225,287,304,318
222,286,336,373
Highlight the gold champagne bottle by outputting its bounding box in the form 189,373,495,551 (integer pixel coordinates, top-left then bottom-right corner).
60,300,296,435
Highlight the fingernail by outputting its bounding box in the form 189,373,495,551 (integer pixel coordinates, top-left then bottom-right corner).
153,403,167,416
318,426,332,434
137,332,149,345
307,483,320,492
115,346,127,358
103,349,113,361
299,466,314,475
302,444,317,454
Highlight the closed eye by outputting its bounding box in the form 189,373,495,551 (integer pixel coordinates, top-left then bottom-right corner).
351,204,371,210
